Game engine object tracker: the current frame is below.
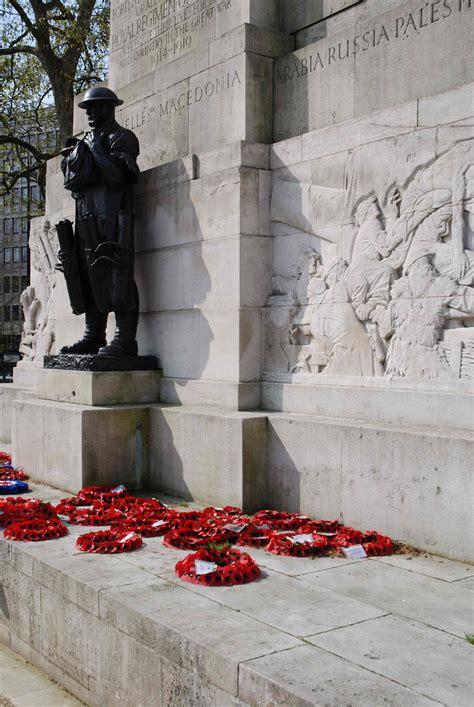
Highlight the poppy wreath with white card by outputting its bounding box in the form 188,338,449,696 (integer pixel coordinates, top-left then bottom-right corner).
175,546,261,586
252,510,311,531
0,498,58,526
110,496,167,514
236,523,275,548
76,484,130,504
336,530,395,556
200,505,244,519
266,531,329,557
167,510,206,527
163,524,238,550
54,497,94,516
76,528,143,553
67,502,128,526
111,514,177,537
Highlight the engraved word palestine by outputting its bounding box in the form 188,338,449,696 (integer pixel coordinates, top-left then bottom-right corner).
276,0,471,83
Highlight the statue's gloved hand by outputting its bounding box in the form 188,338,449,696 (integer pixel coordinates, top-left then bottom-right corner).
88,241,126,269
84,130,103,148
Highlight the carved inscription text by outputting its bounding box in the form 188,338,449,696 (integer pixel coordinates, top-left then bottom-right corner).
120,68,241,131
276,0,471,83
111,0,233,73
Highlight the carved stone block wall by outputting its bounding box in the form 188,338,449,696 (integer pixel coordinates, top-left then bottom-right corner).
265,86,474,387
23,0,474,411
74,0,291,171
279,0,363,36
274,0,473,140
133,147,272,409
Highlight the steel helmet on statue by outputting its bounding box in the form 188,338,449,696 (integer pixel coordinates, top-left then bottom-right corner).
78,86,124,109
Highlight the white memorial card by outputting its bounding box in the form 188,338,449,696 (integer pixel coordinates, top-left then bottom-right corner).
119,532,136,542
341,545,367,559
290,534,313,544
223,523,247,532
194,561,218,575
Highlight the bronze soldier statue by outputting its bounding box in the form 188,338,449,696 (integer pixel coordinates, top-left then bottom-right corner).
56,86,140,357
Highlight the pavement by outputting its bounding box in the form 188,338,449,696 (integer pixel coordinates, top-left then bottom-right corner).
0,479,473,706
0,643,83,706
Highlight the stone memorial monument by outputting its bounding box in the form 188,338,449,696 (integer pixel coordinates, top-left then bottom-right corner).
6,0,474,560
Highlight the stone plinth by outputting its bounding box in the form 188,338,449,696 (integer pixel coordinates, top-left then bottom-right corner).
148,405,267,512
13,361,47,389
38,369,161,406
11,398,149,494
262,380,474,432
0,386,21,443
11,365,161,491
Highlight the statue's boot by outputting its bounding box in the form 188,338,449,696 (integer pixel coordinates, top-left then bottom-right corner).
60,311,107,355
98,310,138,357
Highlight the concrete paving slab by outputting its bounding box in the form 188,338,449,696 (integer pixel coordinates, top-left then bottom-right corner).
298,559,474,638
239,644,438,706
5,524,99,579
309,614,473,707
113,539,189,576
99,579,302,695
455,576,474,592
32,552,158,616
242,545,366,576
8,686,83,707
0,646,55,699
161,568,388,638
10,485,73,507
374,554,474,582
0,644,82,706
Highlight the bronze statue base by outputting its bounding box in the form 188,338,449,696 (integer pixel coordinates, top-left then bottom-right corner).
43,354,158,371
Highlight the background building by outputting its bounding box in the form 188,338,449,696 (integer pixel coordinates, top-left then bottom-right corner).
0,127,58,377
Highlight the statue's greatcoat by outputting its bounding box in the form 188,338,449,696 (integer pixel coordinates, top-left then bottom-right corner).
60,118,140,314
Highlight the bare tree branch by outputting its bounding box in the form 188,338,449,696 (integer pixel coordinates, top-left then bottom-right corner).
8,0,37,36
0,45,38,56
0,134,51,162
0,0,107,198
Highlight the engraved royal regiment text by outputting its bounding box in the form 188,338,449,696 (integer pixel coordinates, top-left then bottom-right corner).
111,0,233,72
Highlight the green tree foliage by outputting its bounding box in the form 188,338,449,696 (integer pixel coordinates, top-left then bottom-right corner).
0,0,109,193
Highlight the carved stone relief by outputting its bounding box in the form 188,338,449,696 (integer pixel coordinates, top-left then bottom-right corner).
19,218,57,361
265,139,474,381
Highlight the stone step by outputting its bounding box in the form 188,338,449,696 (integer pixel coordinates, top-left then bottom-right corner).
0,483,472,706
0,643,83,706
